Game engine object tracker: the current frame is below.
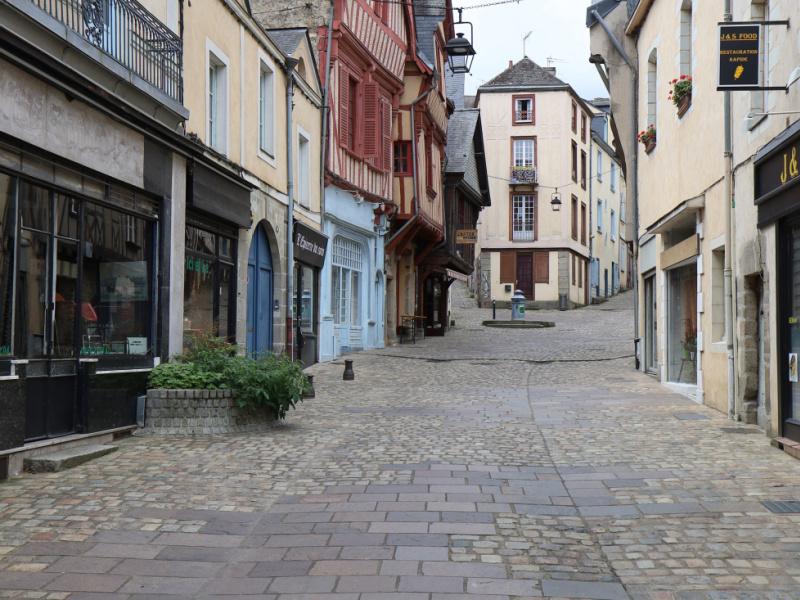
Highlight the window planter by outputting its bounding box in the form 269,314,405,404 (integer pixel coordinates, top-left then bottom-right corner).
645,139,656,154
677,93,692,118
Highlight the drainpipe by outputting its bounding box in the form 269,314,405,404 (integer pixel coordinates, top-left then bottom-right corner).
319,0,335,220
590,8,640,369
285,57,299,359
385,88,434,249
588,132,594,299
723,0,735,418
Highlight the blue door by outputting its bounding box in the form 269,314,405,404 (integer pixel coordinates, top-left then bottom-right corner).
246,225,273,356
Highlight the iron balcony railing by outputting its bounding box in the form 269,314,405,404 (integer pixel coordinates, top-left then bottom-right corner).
510,165,538,185
512,228,534,242
31,0,183,102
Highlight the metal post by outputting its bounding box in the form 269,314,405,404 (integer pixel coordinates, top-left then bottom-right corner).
492,299,496,320
285,58,298,359
723,0,736,418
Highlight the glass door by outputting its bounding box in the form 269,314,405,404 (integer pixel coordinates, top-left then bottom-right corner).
644,274,658,374
782,217,800,442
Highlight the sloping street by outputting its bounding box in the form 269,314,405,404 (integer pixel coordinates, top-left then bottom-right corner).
2,289,800,599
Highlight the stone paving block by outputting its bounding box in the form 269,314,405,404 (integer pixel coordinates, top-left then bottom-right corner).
277,594,359,600
387,534,450,547
445,493,495,503
395,546,449,561
428,523,495,535
441,511,495,523
327,502,379,512
377,502,428,511
638,503,706,515
475,503,512,514
250,561,313,577
330,533,386,546
577,505,641,518
0,571,59,589
380,560,420,575
325,486,368,494
314,523,371,534
152,533,244,547
351,494,400,502
237,548,291,562
203,578,273,595
466,578,541,596
514,504,578,516
120,575,210,595
572,496,620,506
269,577,338,593
284,547,341,561
369,522,429,534
421,562,506,578
156,546,238,562
427,502,476,512
271,504,331,514
366,485,430,493
284,513,334,523
541,579,630,600
336,575,398,592
91,531,160,544
256,524,318,535
265,535,331,547
432,594,509,600
399,494,448,502
45,573,129,593
331,511,387,522
429,486,483,494
47,556,121,573
111,558,223,578
362,593,429,600
310,560,380,576
399,575,465,593
604,479,647,489
387,511,442,522
14,541,96,556
86,543,164,559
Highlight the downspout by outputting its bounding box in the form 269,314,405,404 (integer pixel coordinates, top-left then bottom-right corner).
284,58,299,359
588,132,594,299
590,8,640,369
320,0,335,220
723,0,735,418
385,88,434,248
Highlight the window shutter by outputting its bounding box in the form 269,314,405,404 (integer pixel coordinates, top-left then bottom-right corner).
363,82,379,162
382,96,393,172
534,251,549,283
339,67,350,148
500,251,516,283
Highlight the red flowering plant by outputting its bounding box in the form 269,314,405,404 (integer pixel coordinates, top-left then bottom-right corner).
668,75,693,106
638,124,656,147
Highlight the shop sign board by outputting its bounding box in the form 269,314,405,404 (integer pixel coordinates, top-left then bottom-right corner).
718,24,761,90
294,222,328,269
755,135,800,201
456,229,478,244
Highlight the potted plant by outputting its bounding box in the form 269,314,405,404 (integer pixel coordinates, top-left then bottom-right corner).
638,125,656,153
669,75,693,117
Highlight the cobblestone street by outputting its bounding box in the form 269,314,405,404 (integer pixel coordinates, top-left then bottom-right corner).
2,288,800,599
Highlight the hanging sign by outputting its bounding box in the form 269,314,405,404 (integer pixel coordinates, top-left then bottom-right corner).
456,229,478,245
718,24,761,90
294,222,328,269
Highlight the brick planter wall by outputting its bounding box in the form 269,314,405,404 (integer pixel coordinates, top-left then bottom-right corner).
144,389,274,434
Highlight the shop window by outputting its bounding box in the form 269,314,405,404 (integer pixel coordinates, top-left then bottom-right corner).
332,236,363,326
0,174,14,357
394,141,412,175
259,59,275,156
184,224,236,347
667,263,697,384
207,47,229,154
712,247,726,342
298,131,311,208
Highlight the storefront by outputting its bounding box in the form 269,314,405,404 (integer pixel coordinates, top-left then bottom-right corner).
293,221,327,366
755,121,800,442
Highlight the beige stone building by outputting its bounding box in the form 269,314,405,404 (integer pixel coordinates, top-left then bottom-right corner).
475,59,593,309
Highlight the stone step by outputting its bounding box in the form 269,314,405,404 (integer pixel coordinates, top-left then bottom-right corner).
24,444,117,473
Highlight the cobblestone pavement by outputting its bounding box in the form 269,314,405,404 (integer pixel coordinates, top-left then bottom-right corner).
2,286,800,599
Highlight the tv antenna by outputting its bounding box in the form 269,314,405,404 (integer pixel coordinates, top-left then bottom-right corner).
522,31,532,57
546,56,567,67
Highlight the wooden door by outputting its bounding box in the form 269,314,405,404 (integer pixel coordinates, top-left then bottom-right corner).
516,253,533,299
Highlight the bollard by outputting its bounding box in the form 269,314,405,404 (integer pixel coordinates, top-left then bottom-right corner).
492,299,496,320
303,374,316,398
342,359,354,381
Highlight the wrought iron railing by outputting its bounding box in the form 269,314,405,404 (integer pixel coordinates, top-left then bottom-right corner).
30,0,183,102
512,228,534,242
510,165,537,185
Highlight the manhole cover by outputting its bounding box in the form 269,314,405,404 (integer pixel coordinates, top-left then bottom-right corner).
762,500,800,513
673,412,710,421
720,427,761,434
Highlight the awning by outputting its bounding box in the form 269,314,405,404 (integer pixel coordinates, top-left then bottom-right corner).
645,196,704,235
190,162,252,228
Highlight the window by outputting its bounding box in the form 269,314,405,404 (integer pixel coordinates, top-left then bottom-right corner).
394,141,412,175
610,161,617,192
0,175,14,357
259,61,275,156
571,101,577,133
513,95,534,124
298,132,311,208
340,67,359,153
425,137,434,191
647,48,658,138
512,194,536,241
597,199,603,232
620,191,626,222
580,151,587,189
680,0,693,79
332,236,363,325
513,139,535,167
581,202,587,245
348,77,358,151
578,260,583,288
581,113,587,143
571,195,578,241
571,141,578,182
750,0,769,124
207,49,228,154
184,224,236,346
596,150,603,182
610,208,617,241
572,254,576,285
712,247,725,341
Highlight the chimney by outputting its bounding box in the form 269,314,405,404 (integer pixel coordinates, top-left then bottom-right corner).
508,60,513,68
544,67,557,76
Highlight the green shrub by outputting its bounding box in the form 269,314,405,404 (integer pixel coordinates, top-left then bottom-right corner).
147,335,307,420
148,361,226,390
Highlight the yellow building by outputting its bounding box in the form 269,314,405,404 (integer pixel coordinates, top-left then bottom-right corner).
475,58,593,309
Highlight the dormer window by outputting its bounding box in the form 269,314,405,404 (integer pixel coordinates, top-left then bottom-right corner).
513,95,535,125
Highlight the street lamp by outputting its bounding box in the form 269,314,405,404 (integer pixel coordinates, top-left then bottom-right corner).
445,9,476,74
550,189,562,212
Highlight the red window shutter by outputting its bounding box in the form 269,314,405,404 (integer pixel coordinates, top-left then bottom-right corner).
339,67,350,148
534,251,549,283
382,97,392,171
363,82,379,162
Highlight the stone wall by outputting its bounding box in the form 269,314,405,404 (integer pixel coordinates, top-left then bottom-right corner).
144,390,274,434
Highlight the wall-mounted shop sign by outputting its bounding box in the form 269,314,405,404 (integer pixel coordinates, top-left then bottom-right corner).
718,24,761,90
754,120,800,226
294,222,328,269
456,229,478,244
756,137,800,200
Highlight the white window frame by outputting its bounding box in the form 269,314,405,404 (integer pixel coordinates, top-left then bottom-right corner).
258,49,277,163
514,97,532,122
513,139,535,167
610,208,617,241
597,199,603,233
297,126,311,208
206,39,230,155
511,194,535,241
596,150,603,182
332,236,364,326
610,161,617,192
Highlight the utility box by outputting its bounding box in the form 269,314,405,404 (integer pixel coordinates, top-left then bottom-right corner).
511,290,526,320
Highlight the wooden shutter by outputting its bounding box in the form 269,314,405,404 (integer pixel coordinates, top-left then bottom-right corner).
534,251,549,283
363,82,379,162
500,250,516,283
339,67,350,148
381,96,392,172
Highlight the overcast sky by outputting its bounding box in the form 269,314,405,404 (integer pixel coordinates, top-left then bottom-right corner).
459,0,607,101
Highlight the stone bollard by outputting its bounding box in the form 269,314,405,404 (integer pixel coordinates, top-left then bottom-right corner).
342,359,354,381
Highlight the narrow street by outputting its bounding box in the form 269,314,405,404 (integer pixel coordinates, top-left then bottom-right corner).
2,289,800,600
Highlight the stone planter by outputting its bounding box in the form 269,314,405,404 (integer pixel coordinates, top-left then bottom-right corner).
143,389,274,434
677,93,691,117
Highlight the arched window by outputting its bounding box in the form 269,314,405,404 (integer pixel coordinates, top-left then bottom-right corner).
647,49,658,133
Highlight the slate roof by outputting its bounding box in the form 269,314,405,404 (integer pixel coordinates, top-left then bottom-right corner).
266,28,306,56
413,0,447,69
586,0,622,27
445,109,480,174
445,66,465,109
478,57,568,92
464,95,476,108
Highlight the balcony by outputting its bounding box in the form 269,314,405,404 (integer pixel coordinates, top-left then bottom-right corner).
510,165,538,186
26,0,182,102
